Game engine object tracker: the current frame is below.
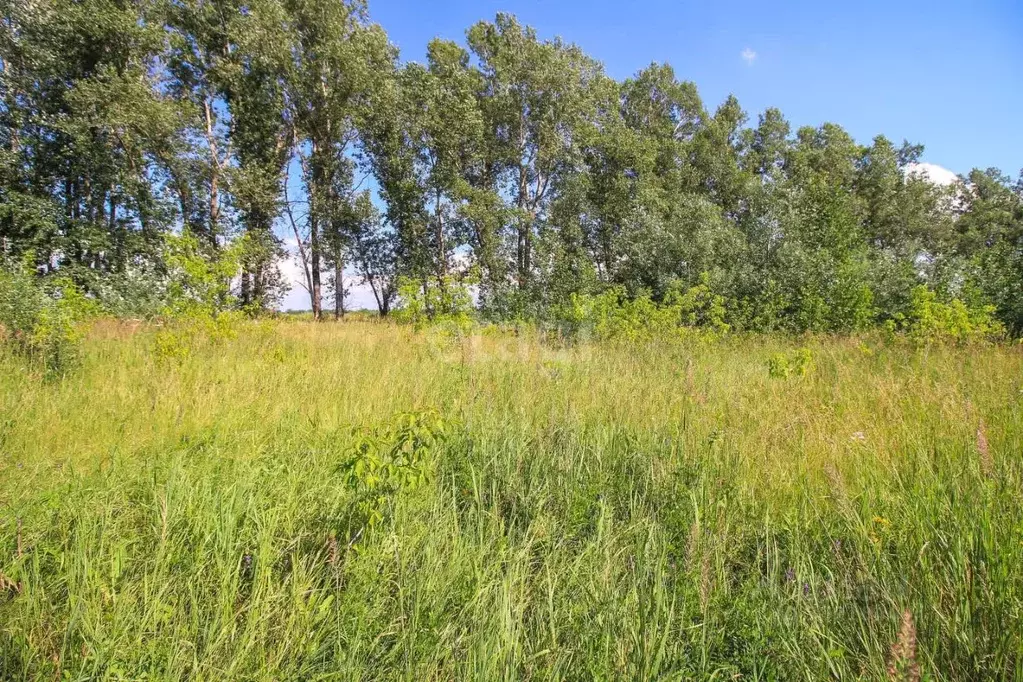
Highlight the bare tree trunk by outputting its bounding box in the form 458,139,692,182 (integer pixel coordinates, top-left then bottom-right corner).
435,189,446,283
283,162,313,299
422,278,433,319
308,137,323,320
108,190,120,271
369,280,383,315
240,271,251,307
523,210,532,279
515,113,531,289
516,163,530,288
204,98,223,249
253,263,265,305
334,257,344,320
310,214,322,319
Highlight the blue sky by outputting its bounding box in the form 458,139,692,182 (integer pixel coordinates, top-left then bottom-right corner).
279,0,1023,310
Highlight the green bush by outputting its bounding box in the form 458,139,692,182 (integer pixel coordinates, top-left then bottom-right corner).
339,410,447,537
162,231,242,319
394,274,476,332
663,276,731,335
768,347,814,378
894,285,1004,344
145,231,245,361
556,275,730,342
0,259,96,377
93,264,168,319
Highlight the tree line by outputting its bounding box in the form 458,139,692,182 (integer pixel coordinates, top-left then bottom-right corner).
2,0,1021,334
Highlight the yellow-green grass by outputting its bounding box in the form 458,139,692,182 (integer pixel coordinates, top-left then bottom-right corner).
1,320,1021,680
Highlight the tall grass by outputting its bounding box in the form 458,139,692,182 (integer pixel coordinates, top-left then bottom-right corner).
1,320,1021,680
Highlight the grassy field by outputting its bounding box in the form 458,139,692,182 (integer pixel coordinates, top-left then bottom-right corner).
1,320,1022,680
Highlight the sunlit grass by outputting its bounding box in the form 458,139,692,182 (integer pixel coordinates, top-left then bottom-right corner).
1,320,1021,679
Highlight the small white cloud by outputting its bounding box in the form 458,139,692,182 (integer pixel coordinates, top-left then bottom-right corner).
904,162,958,187
741,48,757,65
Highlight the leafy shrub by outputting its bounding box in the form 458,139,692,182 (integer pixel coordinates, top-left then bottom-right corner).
663,277,731,335
95,232,256,321
556,275,730,342
768,347,814,378
162,231,242,319
557,287,666,342
394,274,476,332
147,231,245,360
92,264,168,319
339,410,447,536
0,259,96,377
150,313,240,363
152,327,193,363
893,286,1004,344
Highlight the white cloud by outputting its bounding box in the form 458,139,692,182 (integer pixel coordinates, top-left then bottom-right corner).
904,162,958,186
741,48,757,65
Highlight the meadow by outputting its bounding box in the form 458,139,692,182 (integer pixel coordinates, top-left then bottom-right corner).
1,319,1022,680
